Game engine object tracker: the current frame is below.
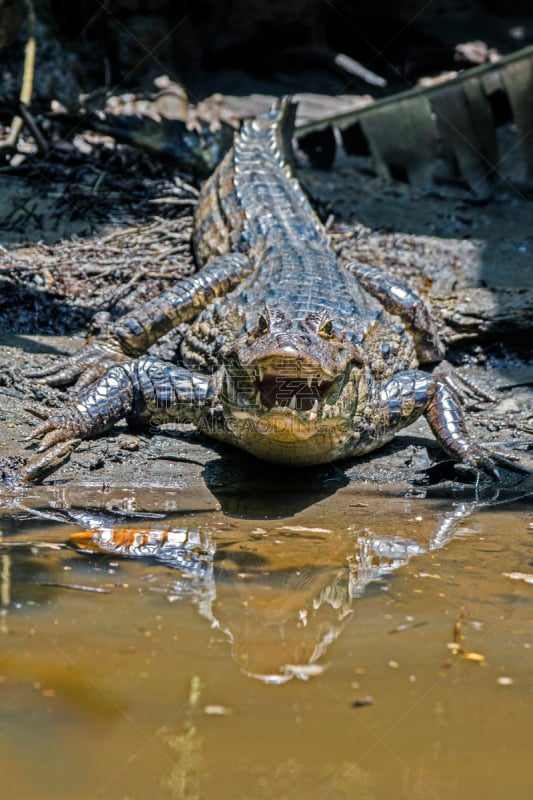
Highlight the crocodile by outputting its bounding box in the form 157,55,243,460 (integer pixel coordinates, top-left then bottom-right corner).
27,99,523,478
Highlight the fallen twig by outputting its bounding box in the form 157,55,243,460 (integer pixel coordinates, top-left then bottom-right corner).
36,581,111,594
18,102,49,155
5,0,37,150
450,610,486,662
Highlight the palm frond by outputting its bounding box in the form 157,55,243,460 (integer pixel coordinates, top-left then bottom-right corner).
296,45,533,198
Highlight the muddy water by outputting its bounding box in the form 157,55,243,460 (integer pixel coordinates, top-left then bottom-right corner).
1,480,532,800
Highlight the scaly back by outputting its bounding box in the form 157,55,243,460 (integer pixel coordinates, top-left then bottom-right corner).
192,98,328,266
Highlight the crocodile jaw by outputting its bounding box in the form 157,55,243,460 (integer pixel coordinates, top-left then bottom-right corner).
220,362,360,464
222,360,344,424
222,407,354,464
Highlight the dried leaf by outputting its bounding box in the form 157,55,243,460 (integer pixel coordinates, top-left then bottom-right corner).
359,93,437,185
276,525,332,533
500,56,533,180
460,651,486,662
431,79,498,198
203,705,233,716
280,663,326,677
503,571,533,584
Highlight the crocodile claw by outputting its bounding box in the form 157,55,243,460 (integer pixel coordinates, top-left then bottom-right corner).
25,403,91,452
433,360,497,406
25,341,129,388
22,439,81,483
24,402,53,421
458,445,529,481
35,424,77,452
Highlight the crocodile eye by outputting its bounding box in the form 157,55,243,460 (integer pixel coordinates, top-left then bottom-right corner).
257,314,269,335
319,319,333,337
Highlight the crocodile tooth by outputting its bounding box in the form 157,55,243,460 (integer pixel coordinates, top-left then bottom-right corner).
255,391,262,406
307,377,313,388
308,399,319,421
257,367,264,382
289,395,297,410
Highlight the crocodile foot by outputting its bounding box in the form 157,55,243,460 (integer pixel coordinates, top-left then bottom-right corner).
25,340,129,389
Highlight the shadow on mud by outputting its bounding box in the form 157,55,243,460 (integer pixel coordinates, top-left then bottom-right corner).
0,279,91,336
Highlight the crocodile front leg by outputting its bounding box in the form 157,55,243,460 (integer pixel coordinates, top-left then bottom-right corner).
349,262,498,403
377,370,525,478
28,356,215,452
27,253,252,389
348,262,445,363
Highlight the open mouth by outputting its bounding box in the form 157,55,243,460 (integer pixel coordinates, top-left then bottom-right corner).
251,366,335,413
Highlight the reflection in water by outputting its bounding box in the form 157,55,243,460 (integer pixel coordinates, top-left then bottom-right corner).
159,676,205,800
156,676,376,800
67,501,477,685
0,552,10,634
162,721,205,800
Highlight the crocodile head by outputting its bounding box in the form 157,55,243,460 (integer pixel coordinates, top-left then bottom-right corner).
219,306,364,464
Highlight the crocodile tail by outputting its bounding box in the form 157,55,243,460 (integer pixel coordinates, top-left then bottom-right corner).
240,96,298,174
272,96,298,173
